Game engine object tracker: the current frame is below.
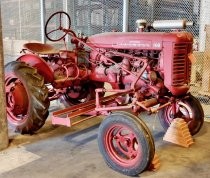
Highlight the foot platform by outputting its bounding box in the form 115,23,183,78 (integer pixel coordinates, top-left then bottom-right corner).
51,92,123,127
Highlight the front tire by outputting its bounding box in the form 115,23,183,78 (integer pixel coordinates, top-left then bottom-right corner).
5,61,50,134
158,94,204,135
98,111,155,176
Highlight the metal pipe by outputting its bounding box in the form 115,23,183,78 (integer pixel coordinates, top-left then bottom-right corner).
40,0,46,43
152,20,187,29
18,0,22,39
63,0,69,42
63,0,68,13
150,102,171,113
122,0,129,32
199,0,210,51
0,8,9,150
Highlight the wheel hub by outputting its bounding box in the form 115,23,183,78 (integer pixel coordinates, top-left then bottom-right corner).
106,125,141,166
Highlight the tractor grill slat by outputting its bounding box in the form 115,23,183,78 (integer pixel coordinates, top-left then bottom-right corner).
174,44,187,50
172,43,189,86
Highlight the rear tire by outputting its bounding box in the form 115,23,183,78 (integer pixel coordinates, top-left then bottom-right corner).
5,61,50,134
98,111,155,176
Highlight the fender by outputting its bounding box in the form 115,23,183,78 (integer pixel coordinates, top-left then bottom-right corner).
17,54,54,83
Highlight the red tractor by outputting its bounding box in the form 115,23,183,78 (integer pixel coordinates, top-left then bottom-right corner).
5,11,204,176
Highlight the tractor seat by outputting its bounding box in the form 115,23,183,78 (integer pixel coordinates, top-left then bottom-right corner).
23,42,60,55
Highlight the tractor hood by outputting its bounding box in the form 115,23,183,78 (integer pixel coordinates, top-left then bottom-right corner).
86,31,193,50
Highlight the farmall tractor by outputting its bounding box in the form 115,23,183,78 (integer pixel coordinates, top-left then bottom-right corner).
5,11,204,176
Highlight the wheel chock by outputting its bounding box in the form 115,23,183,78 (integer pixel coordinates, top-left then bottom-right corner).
148,153,160,171
163,118,194,148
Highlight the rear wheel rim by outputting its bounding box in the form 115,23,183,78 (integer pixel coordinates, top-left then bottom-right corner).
5,75,29,124
105,123,142,167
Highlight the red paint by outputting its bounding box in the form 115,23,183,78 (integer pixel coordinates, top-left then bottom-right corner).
5,11,197,134
104,123,142,167
5,74,29,125
10,27,194,124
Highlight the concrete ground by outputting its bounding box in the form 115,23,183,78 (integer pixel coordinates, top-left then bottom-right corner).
1,100,210,178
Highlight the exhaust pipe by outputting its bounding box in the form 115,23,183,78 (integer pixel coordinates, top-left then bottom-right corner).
152,19,193,29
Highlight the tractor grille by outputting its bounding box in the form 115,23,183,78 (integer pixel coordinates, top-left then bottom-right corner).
172,43,191,86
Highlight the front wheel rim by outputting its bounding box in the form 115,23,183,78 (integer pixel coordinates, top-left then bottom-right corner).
105,124,142,167
165,102,193,127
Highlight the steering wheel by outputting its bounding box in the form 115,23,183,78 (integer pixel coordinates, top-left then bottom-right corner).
45,11,71,42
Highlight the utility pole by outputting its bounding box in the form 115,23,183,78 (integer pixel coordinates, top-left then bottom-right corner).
0,5,9,150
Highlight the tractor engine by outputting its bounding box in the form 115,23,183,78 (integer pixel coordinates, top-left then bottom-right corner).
46,49,89,89
86,21,193,96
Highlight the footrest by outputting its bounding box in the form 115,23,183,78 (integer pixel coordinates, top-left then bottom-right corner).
52,116,71,127
51,92,123,127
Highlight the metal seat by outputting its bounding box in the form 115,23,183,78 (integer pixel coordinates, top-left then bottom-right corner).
23,42,60,55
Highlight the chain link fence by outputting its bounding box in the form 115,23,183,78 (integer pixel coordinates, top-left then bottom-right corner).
1,0,210,116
